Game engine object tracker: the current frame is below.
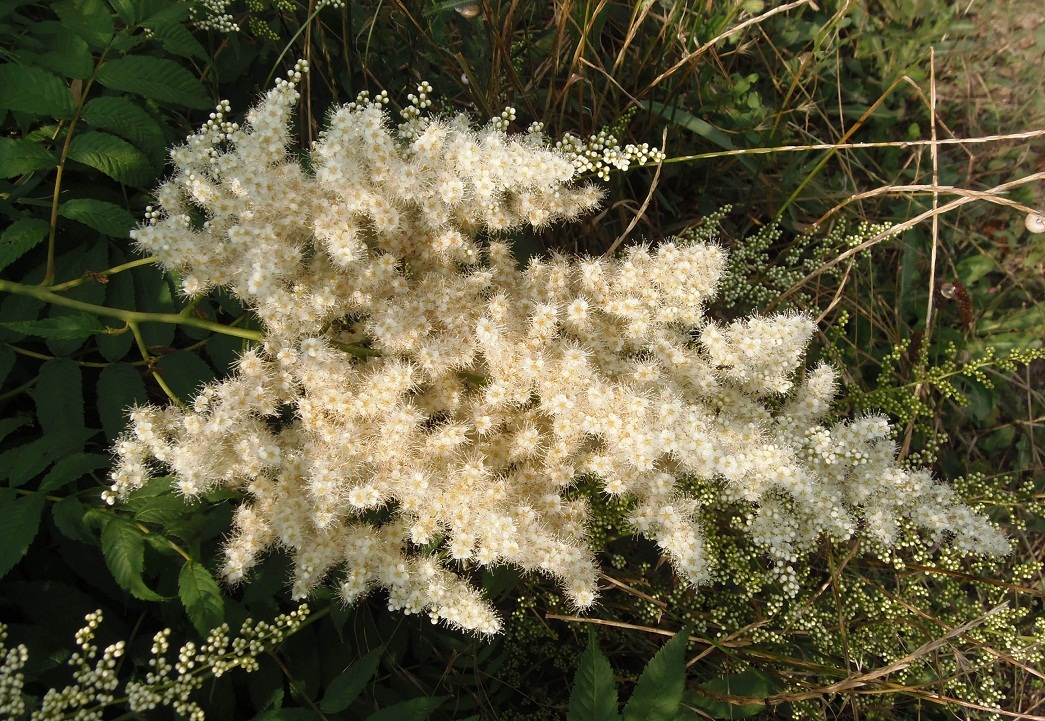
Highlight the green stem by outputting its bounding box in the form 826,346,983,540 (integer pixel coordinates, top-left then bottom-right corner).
49,256,159,292
0,279,264,342
128,321,185,408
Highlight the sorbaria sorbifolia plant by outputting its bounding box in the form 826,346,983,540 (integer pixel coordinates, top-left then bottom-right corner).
108,62,1009,635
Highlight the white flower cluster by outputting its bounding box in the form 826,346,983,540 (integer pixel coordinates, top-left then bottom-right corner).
0,608,309,720
111,64,1009,635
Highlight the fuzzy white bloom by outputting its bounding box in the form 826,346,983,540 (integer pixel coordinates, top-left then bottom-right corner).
113,65,1009,635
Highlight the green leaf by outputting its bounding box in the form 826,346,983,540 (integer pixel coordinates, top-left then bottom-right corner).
58,198,136,237
0,217,50,272
147,18,208,60
21,21,95,79
1,312,106,340
136,265,175,348
0,346,12,386
365,696,450,721
0,489,46,581
97,362,149,442
39,452,110,492
0,414,30,445
0,429,93,487
179,561,225,635
320,646,385,713
155,350,214,403
683,670,773,719
568,633,620,721
53,495,93,543
0,138,57,177
33,358,85,435
67,131,154,187
0,64,74,118
101,515,164,601
96,56,211,108
81,96,168,166
250,710,321,721
54,0,115,50
622,627,689,721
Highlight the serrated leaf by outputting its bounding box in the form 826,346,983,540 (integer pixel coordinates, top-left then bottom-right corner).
0,138,57,177
136,265,175,348
622,627,689,721
107,0,136,24
52,496,93,543
96,56,211,108
0,346,13,387
320,647,385,713
250,710,321,721
147,19,207,60
683,670,773,719
0,64,74,118
101,515,164,601
568,633,620,721
0,489,46,581
67,131,154,187
33,358,85,435
97,362,149,441
0,217,50,272
21,21,94,78
39,452,110,492
0,414,30,445
1,312,106,340
81,96,167,166
365,696,450,721
59,198,136,237
155,350,214,403
179,561,225,635
54,0,114,50
0,429,93,487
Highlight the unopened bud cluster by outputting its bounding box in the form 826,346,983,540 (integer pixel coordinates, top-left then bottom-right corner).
0,608,309,720
111,64,1009,635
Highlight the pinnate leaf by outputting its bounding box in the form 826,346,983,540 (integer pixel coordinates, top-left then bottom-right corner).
0,138,57,178
33,358,85,435
54,0,114,50
39,452,110,492
0,64,74,118
320,646,385,713
59,198,136,237
568,633,620,721
0,489,46,581
1,312,106,340
81,96,168,166
96,56,211,108
67,131,154,187
101,516,164,601
622,627,689,721
365,696,449,721
97,362,149,441
179,561,225,635
0,218,50,272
